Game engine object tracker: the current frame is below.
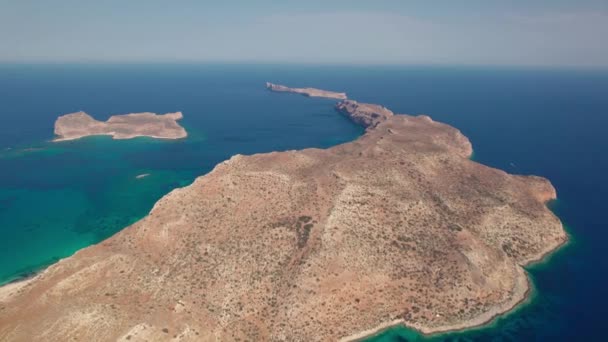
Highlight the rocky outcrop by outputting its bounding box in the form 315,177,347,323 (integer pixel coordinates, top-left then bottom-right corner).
53,111,187,141
336,100,394,129
0,86,566,341
266,82,348,100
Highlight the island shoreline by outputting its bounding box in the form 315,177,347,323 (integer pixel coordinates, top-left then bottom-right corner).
0,270,42,302
52,111,188,142
53,132,189,142
343,232,570,341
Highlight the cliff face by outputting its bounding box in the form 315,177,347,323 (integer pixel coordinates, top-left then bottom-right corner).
53,111,187,141
0,92,566,341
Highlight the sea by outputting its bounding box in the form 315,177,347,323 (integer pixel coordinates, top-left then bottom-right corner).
0,64,606,341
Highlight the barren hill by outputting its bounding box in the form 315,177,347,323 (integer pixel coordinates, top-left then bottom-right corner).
53,111,187,141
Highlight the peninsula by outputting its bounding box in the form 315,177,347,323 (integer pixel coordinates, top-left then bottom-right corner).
0,86,566,341
266,82,348,100
53,111,187,141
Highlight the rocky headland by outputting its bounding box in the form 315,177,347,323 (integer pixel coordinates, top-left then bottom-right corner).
0,86,566,341
53,111,187,141
266,82,348,100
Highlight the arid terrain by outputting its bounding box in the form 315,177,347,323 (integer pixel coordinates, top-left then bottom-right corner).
53,111,187,141
266,82,348,100
0,87,566,341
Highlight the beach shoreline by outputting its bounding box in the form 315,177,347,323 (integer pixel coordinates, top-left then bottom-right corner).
0,274,38,302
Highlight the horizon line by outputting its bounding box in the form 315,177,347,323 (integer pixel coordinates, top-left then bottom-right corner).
1,60,607,72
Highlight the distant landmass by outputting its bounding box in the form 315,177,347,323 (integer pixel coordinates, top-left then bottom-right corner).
53,111,187,141
0,85,566,341
266,82,348,100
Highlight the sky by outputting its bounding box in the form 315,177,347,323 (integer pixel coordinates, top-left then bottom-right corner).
1,0,607,67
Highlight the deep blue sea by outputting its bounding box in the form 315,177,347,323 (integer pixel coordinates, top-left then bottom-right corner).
0,64,607,341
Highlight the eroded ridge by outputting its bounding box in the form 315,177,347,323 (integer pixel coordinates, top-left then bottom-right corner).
336,100,394,129
266,82,348,100
53,111,187,141
1,87,566,341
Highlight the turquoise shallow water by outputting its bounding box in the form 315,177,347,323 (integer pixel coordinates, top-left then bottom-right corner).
1,64,607,341
0,138,200,281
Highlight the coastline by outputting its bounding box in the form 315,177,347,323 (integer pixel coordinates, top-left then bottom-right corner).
0,255,69,301
343,228,570,341
0,273,38,302
53,132,189,142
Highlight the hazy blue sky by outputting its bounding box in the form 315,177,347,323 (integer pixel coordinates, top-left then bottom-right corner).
1,0,607,67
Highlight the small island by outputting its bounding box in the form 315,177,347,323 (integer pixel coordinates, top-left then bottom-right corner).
0,85,566,341
53,111,187,142
266,82,348,100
